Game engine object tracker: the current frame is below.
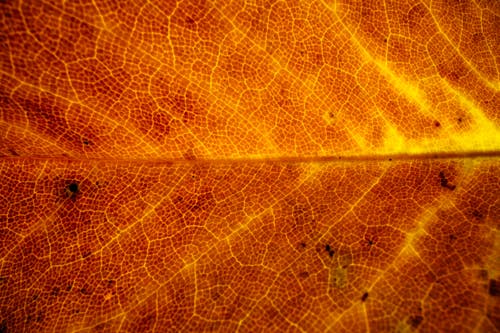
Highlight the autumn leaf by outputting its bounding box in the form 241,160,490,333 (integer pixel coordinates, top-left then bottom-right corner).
0,0,499,332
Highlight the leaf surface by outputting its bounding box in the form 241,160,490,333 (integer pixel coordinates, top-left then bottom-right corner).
0,0,499,332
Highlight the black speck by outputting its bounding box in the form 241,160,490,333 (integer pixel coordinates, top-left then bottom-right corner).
439,171,456,190
383,37,387,43
457,117,462,123
449,234,457,241
361,292,368,301
408,315,423,327
299,242,306,248
0,321,6,333
68,182,79,194
66,283,73,292
367,238,374,246
325,244,334,257
82,251,92,258
80,288,88,295
388,158,392,161
83,139,89,145
107,279,115,287
489,279,499,297
434,121,441,127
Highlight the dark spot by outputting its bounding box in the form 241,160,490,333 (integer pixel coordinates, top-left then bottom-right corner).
80,288,88,295
299,242,306,248
36,311,44,322
361,292,369,302
438,171,456,190
489,279,500,297
185,16,195,25
457,117,462,123
383,37,387,43
408,315,423,328
299,271,310,279
0,276,7,284
388,158,392,161
472,210,483,220
7,148,19,156
324,244,335,257
68,182,79,194
0,321,6,333
367,238,374,246
66,283,73,292
32,294,39,301
82,251,92,258
51,287,60,296
107,279,115,287
74,309,80,314
449,234,457,241
328,111,335,118
434,121,441,127
83,139,90,145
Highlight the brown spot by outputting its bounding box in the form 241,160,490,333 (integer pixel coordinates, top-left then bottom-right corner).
299,242,306,248
7,148,19,156
51,287,60,296
434,121,441,127
408,315,423,328
472,210,483,220
299,271,310,279
489,279,500,297
0,321,6,333
361,292,368,301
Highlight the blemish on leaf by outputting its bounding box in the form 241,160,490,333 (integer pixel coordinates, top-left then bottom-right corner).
7,148,19,156
434,121,441,127
330,266,348,289
489,279,499,297
408,315,423,328
51,287,60,296
438,171,456,190
299,242,306,248
83,139,90,145
0,321,6,333
361,292,369,301
472,210,483,220
299,271,309,279
324,244,335,257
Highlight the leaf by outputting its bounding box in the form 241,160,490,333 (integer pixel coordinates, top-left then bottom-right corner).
0,0,499,332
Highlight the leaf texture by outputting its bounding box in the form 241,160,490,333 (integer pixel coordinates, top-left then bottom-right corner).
0,0,499,332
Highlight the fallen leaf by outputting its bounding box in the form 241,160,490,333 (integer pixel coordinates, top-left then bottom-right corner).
1,0,499,332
